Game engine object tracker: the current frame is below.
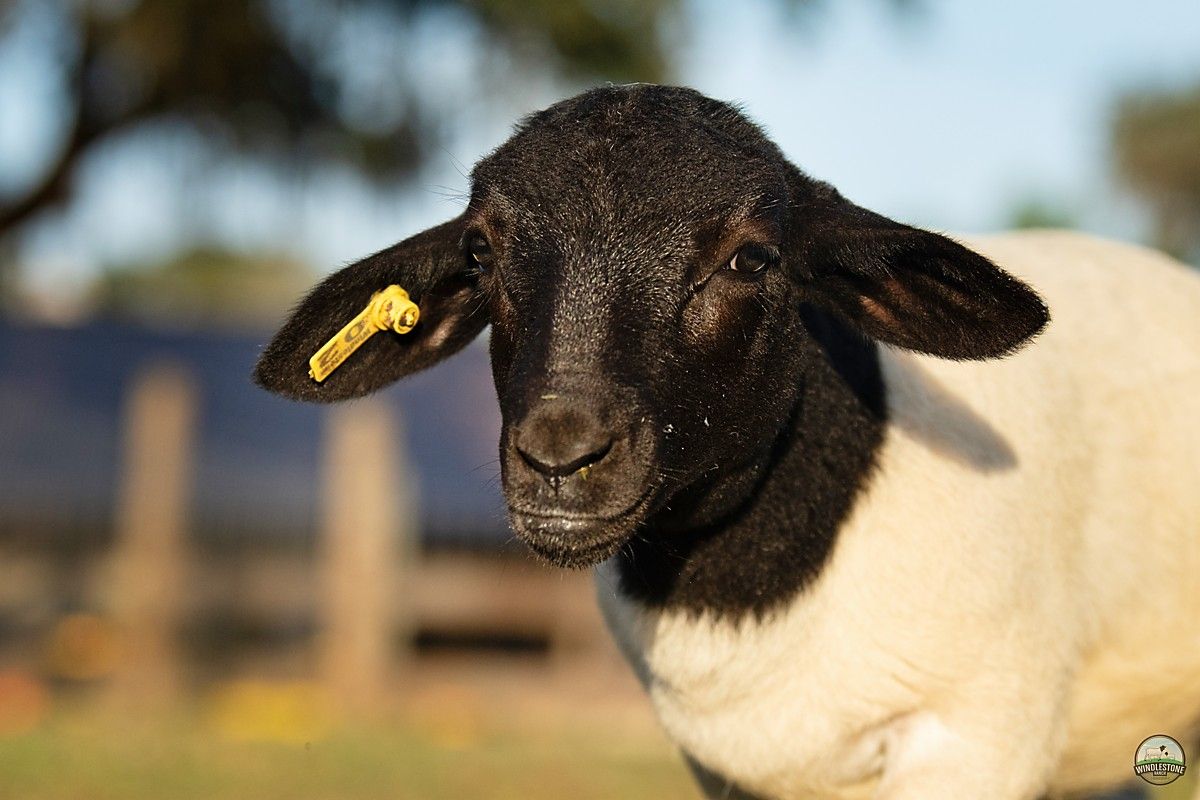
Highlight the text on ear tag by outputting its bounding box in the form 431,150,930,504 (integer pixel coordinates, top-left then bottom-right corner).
308,285,420,383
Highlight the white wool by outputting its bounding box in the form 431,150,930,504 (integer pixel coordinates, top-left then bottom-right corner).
597,231,1200,799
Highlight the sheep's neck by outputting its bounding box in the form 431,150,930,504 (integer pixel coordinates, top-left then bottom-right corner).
614,307,887,619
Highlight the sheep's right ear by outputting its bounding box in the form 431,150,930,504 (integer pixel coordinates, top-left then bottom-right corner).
254,215,488,402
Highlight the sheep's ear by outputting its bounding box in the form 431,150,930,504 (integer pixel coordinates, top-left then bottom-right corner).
791,189,1049,360
254,215,487,402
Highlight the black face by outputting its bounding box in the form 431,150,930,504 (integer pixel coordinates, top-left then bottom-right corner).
464,90,809,565
255,85,1049,570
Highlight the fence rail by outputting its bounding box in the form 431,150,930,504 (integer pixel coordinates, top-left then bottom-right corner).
0,362,612,712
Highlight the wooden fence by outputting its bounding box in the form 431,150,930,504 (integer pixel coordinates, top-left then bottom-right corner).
0,362,612,712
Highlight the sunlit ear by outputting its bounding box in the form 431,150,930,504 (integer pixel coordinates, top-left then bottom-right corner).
792,189,1049,360
254,215,488,402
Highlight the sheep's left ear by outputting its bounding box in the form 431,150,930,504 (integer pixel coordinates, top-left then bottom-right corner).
790,187,1049,360
254,214,488,402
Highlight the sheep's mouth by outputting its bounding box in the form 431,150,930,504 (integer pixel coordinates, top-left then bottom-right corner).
515,520,631,569
508,486,657,568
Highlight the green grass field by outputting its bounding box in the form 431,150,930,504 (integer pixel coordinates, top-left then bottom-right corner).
0,711,697,800
0,702,1192,800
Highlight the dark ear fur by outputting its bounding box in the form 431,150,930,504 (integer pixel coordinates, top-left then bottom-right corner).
254,215,487,402
791,182,1050,360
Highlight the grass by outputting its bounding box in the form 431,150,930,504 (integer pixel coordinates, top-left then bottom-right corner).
0,694,1193,800
0,706,698,800
1147,773,1195,799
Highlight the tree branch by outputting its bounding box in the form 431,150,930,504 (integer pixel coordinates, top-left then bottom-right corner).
0,12,104,237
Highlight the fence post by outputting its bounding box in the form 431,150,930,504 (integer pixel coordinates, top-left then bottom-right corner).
317,400,415,715
107,363,196,705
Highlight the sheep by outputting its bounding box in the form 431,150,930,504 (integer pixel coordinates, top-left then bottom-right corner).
254,84,1200,800
1141,744,1182,765
1142,746,1169,762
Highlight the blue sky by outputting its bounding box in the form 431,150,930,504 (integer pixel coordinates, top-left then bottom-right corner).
2,0,1199,305
680,0,1200,236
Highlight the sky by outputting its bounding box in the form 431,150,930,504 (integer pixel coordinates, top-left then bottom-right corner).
679,0,1200,236
2,0,1200,306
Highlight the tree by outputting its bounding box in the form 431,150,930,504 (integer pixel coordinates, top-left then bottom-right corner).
0,0,677,240
0,0,912,305
90,248,315,330
1007,196,1077,232
1112,82,1200,263
0,0,700,303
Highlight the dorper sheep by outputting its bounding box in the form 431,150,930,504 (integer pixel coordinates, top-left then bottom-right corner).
1143,745,1175,762
256,84,1200,800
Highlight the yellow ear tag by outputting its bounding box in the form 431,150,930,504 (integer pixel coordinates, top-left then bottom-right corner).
308,285,420,382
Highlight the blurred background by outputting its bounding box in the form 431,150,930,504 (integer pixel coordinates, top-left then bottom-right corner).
0,1,1198,798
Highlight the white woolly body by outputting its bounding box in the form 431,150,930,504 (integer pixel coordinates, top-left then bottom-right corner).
596,231,1200,800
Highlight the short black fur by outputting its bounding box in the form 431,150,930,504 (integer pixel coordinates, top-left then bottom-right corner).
616,306,887,618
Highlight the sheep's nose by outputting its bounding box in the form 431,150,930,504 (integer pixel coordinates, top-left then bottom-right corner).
514,402,614,484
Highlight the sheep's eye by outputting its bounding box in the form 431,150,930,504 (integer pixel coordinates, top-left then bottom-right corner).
467,233,494,271
727,243,774,274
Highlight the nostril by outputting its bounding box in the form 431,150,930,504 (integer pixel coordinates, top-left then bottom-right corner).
516,436,614,480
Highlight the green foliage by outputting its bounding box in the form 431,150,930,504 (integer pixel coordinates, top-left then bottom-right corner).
91,248,315,330
466,0,674,83
0,0,686,240
0,710,695,800
0,0,910,309
1008,197,1077,231
0,0,915,236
